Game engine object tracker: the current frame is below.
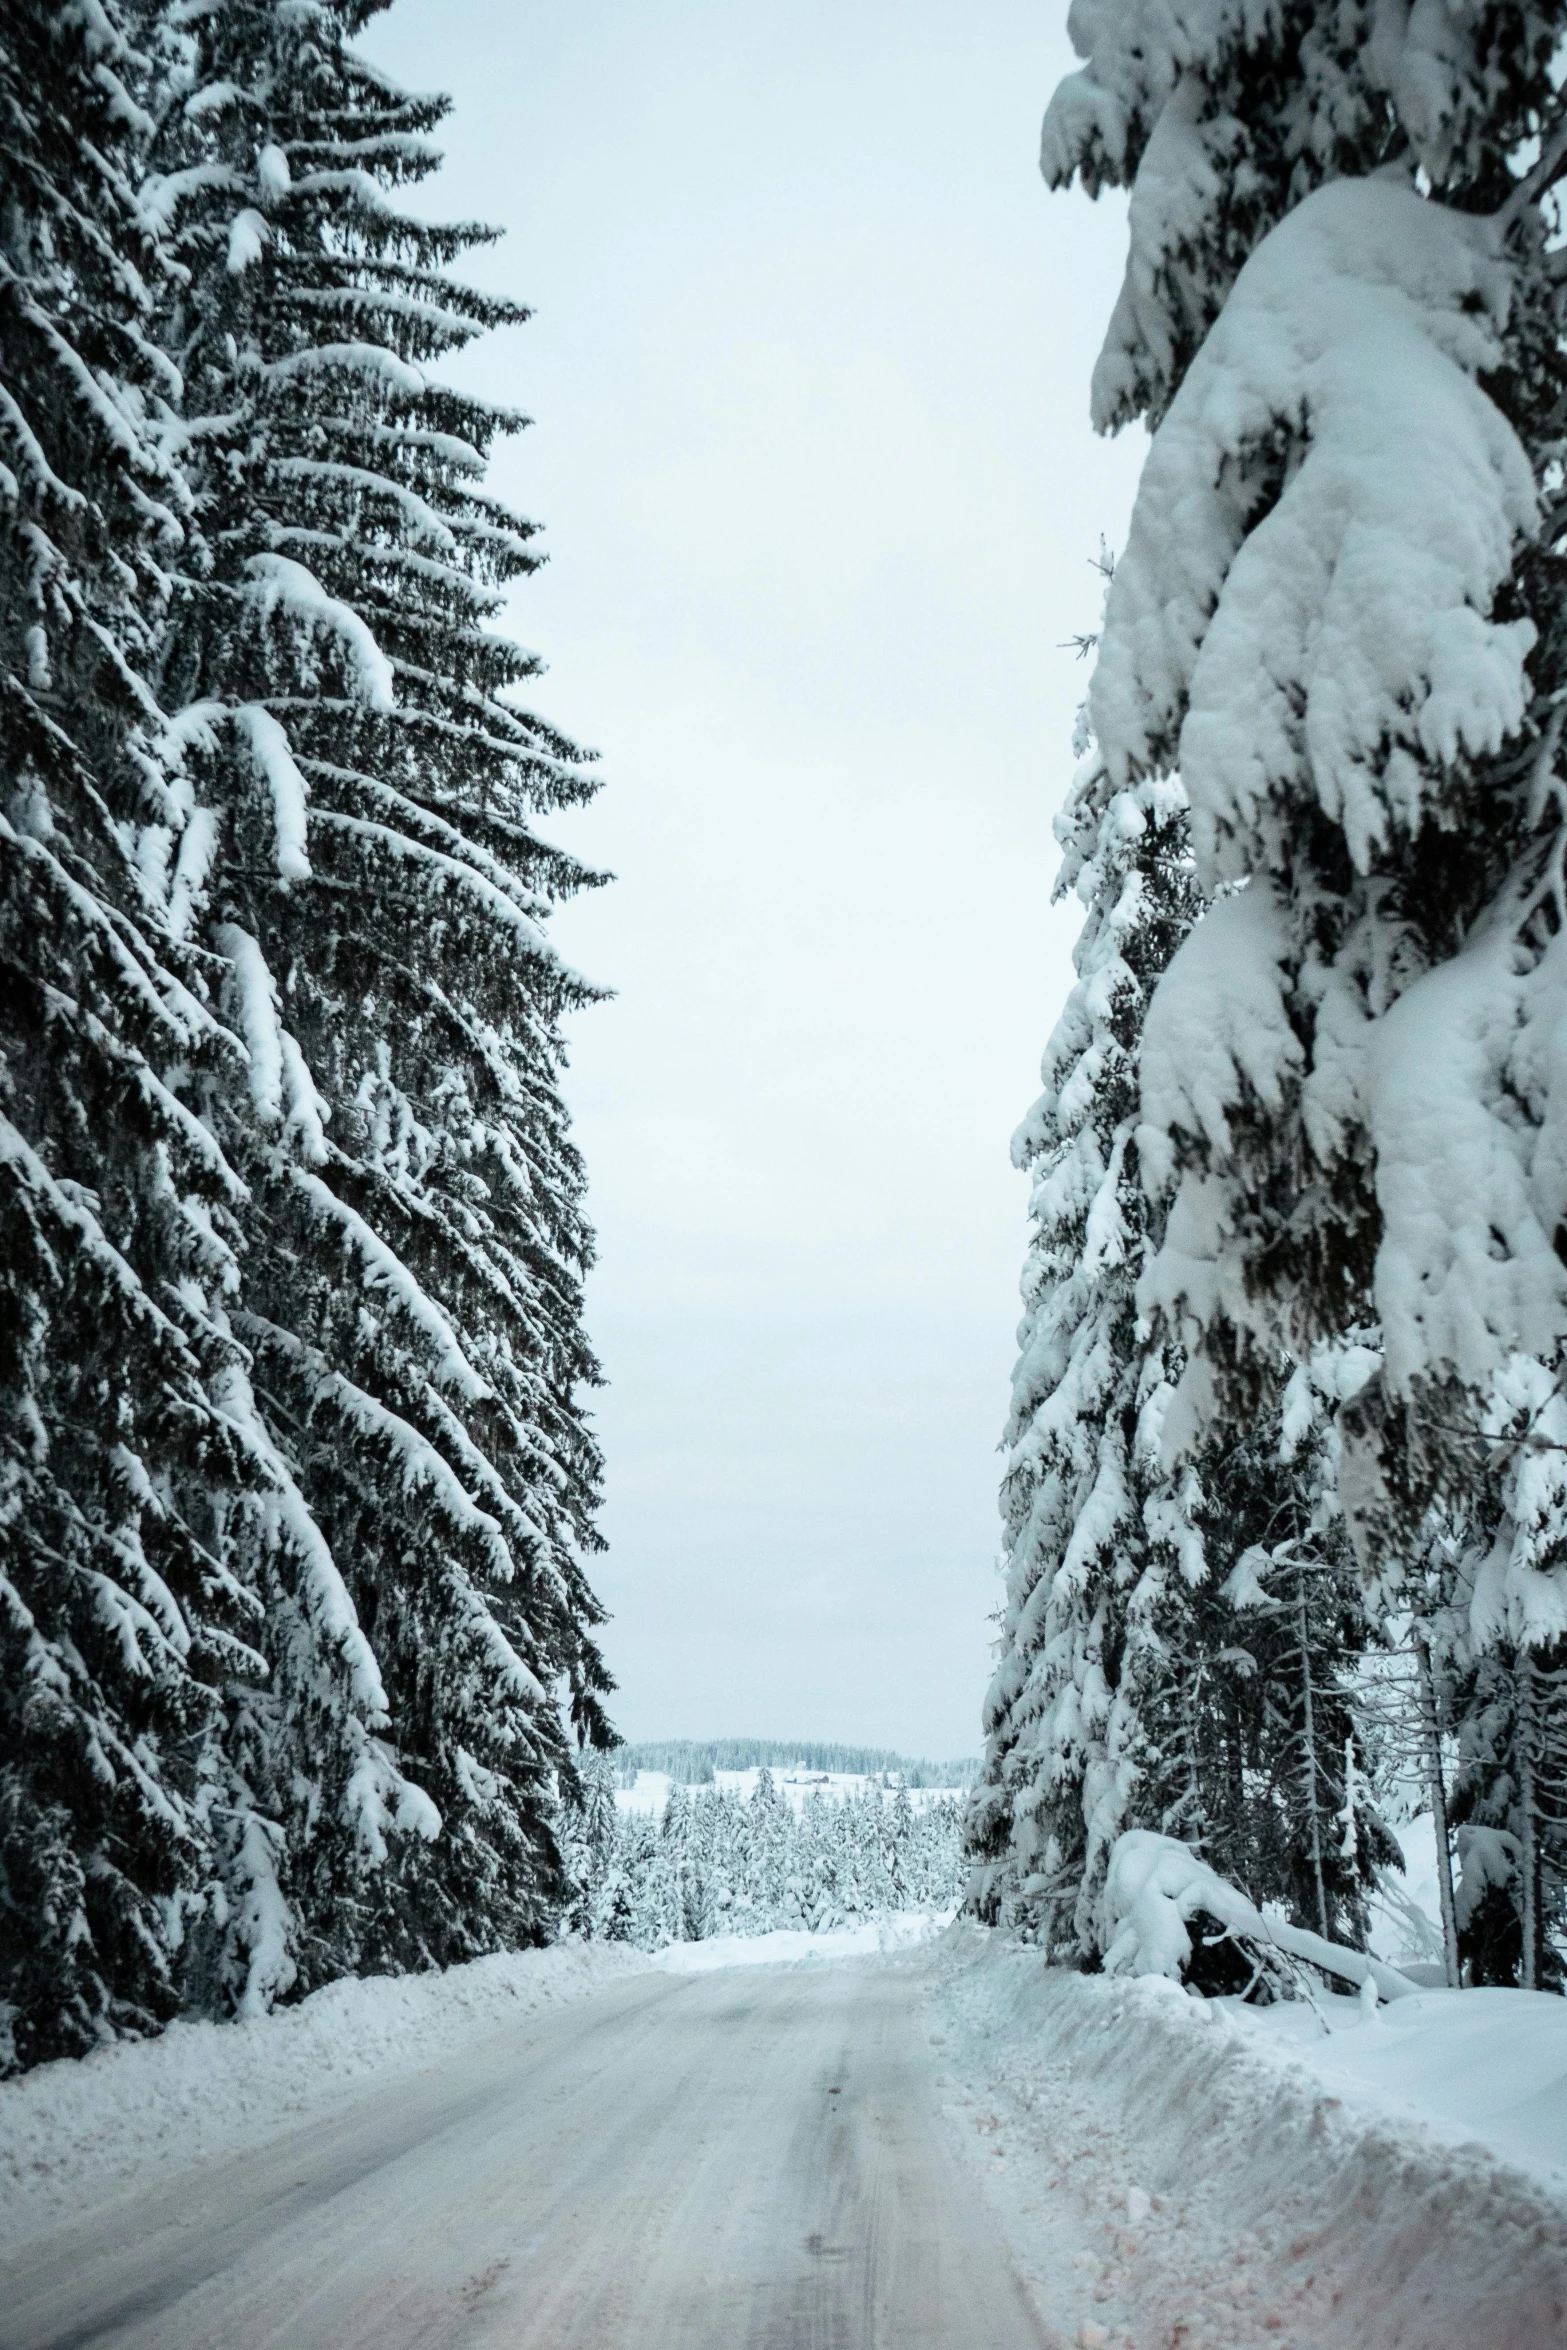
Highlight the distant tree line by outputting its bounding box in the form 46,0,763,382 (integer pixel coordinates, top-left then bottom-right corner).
617,1740,979,1789
566,1764,964,1947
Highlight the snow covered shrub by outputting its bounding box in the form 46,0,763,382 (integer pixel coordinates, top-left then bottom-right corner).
1099,1830,1417,2004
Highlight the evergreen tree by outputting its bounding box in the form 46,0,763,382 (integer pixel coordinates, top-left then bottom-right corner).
1043,0,1567,1983
966,721,1210,1952
570,1778,967,1952
1155,1417,1397,1951
560,1750,620,1939
1449,1637,1567,1986
0,0,270,2069
137,0,613,1994
745,1768,793,1925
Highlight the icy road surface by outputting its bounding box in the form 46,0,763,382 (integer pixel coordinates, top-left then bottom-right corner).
0,1959,1045,2350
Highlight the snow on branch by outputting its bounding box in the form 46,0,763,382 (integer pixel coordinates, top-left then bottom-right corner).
309,811,555,962
342,1739,442,1870
226,209,266,275
1137,880,1301,1191
163,698,312,883
268,455,457,550
261,341,427,400
1093,178,1537,886
1101,1830,1419,2000
4,809,211,1049
213,924,284,1124
243,554,395,713
1364,916,1567,1393
207,1351,390,1726
236,1312,519,1593
288,1166,493,1404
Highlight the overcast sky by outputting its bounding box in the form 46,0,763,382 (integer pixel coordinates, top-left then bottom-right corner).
363,0,1144,1757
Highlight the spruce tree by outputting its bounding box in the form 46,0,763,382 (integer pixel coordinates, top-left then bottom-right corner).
139,0,614,1993
0,0,266,2068
1044,0,1567,1981
1156,1415,1396,1950
966,721,1212,1951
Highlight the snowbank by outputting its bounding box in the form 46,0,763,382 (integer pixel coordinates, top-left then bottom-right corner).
1366,1813,1450,1971
934,1929,1567,2350
653,1910,953,1973
0,1940,646,2257
1220,1981,1567,2195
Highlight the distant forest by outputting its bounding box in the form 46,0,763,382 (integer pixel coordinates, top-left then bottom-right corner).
615,1741,980,1789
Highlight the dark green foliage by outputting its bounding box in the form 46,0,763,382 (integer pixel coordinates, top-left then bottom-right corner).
0,0,265,2069
140,0,613,1991
0,0,613,2066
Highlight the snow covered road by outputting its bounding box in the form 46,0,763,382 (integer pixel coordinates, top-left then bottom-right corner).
0,1958,1046,2350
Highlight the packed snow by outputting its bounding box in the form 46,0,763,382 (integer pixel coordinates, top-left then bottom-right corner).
7,1918,1565,2348
652,1911,953,1973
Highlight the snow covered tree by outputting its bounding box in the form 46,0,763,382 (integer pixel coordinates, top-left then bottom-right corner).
133,0,614,1994
1043,0,1567,1983
966,720,1212,1952
0,0,268,2070
965,738,1389,1949
1448,1637,1567,1986
1162,1438,1397,1953
745,1768,793,1924
566,1777,966,1952
559,1749,620,1938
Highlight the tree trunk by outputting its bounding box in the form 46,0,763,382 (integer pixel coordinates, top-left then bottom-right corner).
1412,1624,1461,1988
1518,1646,1539,1992
1297,1566,1329,1940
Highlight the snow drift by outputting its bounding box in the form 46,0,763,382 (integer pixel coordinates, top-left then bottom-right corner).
936,1928,1567,2350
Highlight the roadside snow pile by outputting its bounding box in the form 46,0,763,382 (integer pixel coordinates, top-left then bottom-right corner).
934,1928,1567,2350
0,1940,646,2257
654,1910,953,1974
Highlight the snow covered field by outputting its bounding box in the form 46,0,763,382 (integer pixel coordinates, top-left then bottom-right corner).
615,1765,966,1817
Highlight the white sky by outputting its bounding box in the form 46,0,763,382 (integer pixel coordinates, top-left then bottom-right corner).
364,0,1144,1757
